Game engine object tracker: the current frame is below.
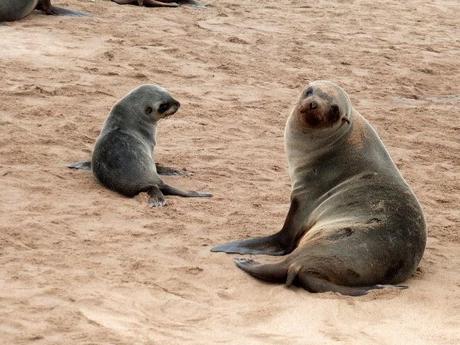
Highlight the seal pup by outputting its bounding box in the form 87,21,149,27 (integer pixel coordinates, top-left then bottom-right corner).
111,0,200,8
212,80,426,296
70,84,212,207
0,0,84,22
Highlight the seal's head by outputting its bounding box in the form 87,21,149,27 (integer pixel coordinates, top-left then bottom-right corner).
118,84,181,123
293,80,352,130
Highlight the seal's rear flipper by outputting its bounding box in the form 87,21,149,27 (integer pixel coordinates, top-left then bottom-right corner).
144,0,204,7
235,258,409,296
234,258,287,283
51,7,87,16
37,4,87,17
160,183,212,198
296,273,408,296
211,233,290,255
68,160,92,170
179,0,206,8
142,0,179,7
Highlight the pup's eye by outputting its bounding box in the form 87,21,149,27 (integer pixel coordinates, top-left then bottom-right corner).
145,106,153,114
305,88,313,97
158,103,170,113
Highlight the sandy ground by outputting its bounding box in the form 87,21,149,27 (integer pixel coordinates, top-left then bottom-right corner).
0,0,459,344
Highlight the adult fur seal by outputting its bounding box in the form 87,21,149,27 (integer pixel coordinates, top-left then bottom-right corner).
111,0,200,8
69,84,212,207
212,80,426,296
0,0,84,22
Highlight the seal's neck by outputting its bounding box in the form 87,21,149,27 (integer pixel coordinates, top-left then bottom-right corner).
102,104,157,149
284,110,352,192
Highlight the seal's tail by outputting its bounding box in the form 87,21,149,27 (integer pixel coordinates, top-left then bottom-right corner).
234,258,408,296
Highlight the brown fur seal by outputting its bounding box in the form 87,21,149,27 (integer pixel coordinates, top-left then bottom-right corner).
111,0,199,8
0,0,84,22
69,84,212,207
212,80,426,296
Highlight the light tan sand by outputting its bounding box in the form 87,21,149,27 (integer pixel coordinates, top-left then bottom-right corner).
0,0,459,344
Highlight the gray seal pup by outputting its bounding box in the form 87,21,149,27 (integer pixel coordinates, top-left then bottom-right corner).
111,0,200,8
212,80,426,296
69,84,212,207
0,0,84,22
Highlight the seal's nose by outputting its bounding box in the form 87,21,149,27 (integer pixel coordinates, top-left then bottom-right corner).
309,101,318,110
171,100,180,109
164,100,180,114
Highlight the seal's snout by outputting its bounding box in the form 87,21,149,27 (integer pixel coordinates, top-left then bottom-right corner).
159,99,180,117
298,98,319,115
296,96,344,128
297,97,325,127
171,100,181,110
169,100,180,114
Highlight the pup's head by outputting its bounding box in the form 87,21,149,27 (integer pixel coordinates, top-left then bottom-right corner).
120,84,180,123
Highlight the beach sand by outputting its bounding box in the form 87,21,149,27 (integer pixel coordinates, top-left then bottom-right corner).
0,0,459,344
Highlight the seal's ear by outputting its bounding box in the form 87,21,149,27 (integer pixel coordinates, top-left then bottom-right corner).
145,106,153,115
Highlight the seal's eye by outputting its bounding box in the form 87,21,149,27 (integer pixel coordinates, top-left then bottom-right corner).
331,104,340,116
158,103,170,114
329,104,341,122
145,106,153,114
304,88,313,97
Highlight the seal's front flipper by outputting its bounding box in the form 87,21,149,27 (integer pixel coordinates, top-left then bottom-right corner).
160,183,212,198
147,186,166,207
155,163,189,176
68,160,92,171
211,233,290,255
296,272,408,296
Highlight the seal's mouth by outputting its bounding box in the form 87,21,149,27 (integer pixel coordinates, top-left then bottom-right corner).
163,106,179,117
